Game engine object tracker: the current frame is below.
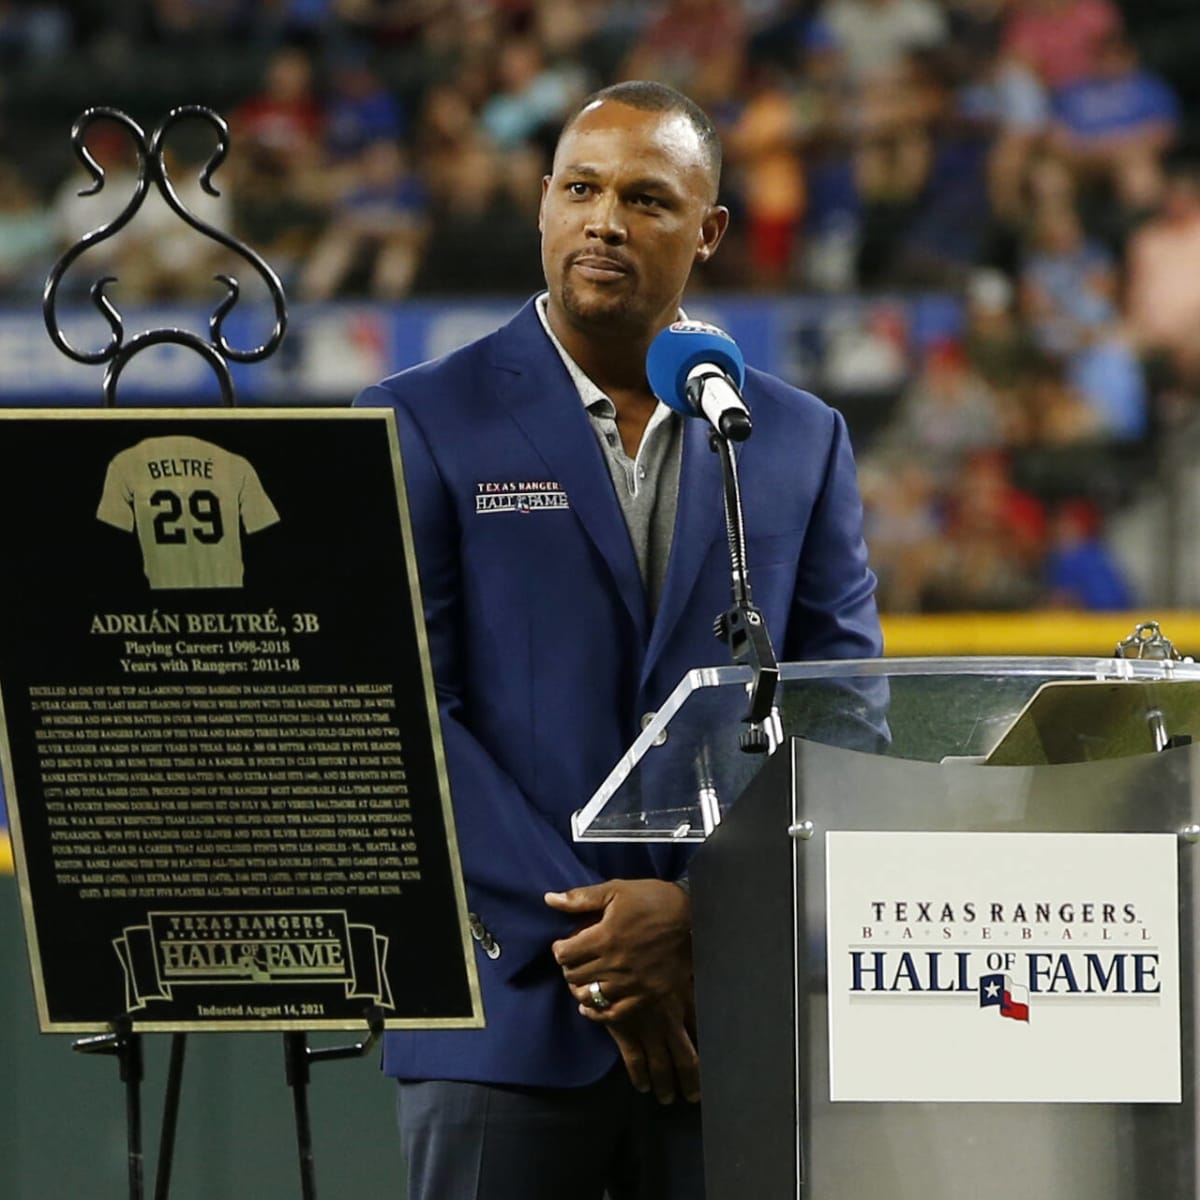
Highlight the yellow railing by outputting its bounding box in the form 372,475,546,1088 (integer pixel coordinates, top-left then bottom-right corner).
881,610,1200,657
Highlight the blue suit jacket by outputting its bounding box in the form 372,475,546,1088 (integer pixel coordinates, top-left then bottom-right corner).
355,298,881,1087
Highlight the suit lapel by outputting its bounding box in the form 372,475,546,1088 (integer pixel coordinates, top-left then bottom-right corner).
641,417,726,686
490,303,650,643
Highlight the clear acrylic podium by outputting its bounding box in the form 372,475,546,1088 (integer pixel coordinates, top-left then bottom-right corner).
573,657,1200,1200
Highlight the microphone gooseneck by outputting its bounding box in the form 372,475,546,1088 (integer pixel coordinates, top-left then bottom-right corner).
644,319,778,754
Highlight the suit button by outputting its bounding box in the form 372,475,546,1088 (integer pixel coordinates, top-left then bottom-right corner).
468,913,501,958
640,711,668,747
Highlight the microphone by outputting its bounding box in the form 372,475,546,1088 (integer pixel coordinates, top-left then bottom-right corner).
646,320,753,441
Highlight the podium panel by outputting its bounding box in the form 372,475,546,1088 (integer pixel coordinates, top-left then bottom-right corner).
577,658,1200,1200
691,740,1197,1199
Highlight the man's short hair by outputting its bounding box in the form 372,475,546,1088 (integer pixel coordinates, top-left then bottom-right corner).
561,80,723,196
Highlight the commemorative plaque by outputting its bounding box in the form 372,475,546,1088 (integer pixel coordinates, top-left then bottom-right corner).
0,407,483,1033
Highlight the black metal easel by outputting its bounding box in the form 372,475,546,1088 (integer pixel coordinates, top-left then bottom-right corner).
41,104,384,1200
43,104,286,408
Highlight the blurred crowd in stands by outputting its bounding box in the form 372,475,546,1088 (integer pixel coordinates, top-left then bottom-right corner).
2,0,1198,614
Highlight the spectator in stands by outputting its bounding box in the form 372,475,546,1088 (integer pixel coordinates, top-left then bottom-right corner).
724,62,808,286
958,53,1050,223
853,51,946,286
1124,167,1200,387
880,337,1002,482
860,456,942,611
332,0,441,44
1019,199,1117,357
923,449,1046,610
963,268,1037,396
532,0,601,66
232,45,324,171
1023,146,1080,215
1049,32,1178,216
229,44,329,287
1003,0,1122,90
1022,354,1103,445
255,0,338,42
324,50,408,163
480,34,588,156
128,143,237,301
791,22,863,290
821,301,910,396
620,0,746,106
821,0,948,85
148,0,249,42
1043,498,1133,609
299,138,428,301
414,81,481,198
942,0,1007,56
1066,334,1147,442
231,139,327,291
411,134,542,294
0,161,55,299
1015,191,1147,436
0,0,70,63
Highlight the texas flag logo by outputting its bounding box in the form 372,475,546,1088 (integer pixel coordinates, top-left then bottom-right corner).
979,973,1030,1023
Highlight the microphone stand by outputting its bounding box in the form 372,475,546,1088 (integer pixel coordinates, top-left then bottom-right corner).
708,430,779,753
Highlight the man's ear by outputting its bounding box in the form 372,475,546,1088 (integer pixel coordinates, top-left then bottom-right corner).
538,175,550,233
696,205,730,263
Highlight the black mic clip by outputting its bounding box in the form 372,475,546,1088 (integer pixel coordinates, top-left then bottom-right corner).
714,604,779,754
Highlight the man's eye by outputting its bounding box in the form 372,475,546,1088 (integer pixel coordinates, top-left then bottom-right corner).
567,182,591,196
635,194,663,208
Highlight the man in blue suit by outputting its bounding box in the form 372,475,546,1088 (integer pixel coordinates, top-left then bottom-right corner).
357,81,881,1200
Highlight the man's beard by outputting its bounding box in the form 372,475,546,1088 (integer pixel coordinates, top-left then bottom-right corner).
558,275,640,330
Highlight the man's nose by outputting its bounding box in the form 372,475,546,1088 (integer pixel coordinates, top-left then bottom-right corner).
584,195,627,243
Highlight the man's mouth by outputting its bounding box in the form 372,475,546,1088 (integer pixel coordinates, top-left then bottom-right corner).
570,254,632,282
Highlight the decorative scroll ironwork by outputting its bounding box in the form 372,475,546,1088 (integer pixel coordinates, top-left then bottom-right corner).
42,105,288,407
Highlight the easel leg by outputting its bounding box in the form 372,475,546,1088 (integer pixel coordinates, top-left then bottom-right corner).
74,1016,145,1200
284,1032,318,1200
153,1033,188,1200
123,1027,144,1200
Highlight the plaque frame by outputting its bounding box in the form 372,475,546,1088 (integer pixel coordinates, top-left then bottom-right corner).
0,406,484,1036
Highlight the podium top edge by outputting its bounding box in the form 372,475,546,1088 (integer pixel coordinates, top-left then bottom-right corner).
688,656,1200,687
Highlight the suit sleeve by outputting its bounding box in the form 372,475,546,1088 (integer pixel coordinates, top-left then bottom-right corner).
358,384,604,984
783,407,889,748
785,406,882,662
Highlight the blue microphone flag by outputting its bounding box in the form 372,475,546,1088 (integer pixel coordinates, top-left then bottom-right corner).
646,320,746,416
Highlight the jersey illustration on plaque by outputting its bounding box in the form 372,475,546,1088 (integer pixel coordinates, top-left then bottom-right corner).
96,436,280,590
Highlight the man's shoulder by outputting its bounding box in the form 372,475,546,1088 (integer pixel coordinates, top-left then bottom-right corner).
375,334,493,397
743,365,837,427
356,298,542,408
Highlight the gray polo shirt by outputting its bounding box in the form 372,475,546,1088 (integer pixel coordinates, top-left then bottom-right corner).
535,294,682,614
